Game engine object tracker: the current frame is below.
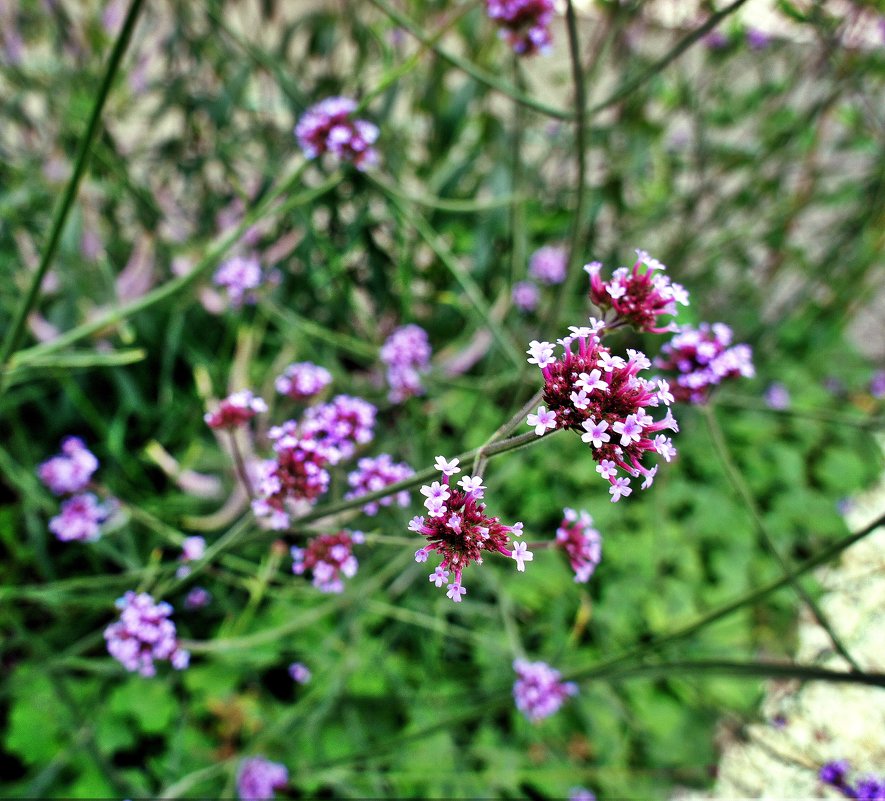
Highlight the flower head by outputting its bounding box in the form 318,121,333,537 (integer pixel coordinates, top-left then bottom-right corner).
527,405,557,436
345,454,414,515
409,456,527,601
655,322,754,403
288,662,311,684
299,395,377,462
486,0,556,56
512,658,577,722
291,531,360,593
49,493,111,542
275,362,332,401
380,324,432,403
585,250,689,333
295,97,379,170
512,280,540,312
236,756,288,801
104,591,190,677
556,508,602,583
38,437,99,496
213,255,278,308
529,245,568,285
204,390,267,430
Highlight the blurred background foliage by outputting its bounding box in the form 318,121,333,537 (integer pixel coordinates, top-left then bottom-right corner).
0,0,883,798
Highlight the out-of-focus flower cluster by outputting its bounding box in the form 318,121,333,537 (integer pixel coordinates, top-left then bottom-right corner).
556,508,602,583
380,324,432,402
513,245,567,313
275,362,333,402
410,457,530,602
213,255,279,308
291,530,364,594
486,0,555,56
655,322,754,404
38,437,115,542
512,658,577,722
204,390,268,430
104,591,190,677
237,756,289,801
295,96,379,170
526,321,678,501
346,454,414,515
820,760,885,800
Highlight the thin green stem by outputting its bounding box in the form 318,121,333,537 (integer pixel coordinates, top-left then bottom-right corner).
472,388,543,475
0,0,145,392
702,404,863,672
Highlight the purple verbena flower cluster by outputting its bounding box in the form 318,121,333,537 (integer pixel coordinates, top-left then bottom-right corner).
184,586,211,610
291,530,364,593
654,322,755,404
820,761,885,800
295,97,379,170
585,249,689,333
236,756,289,801
512,280,541,312
410,457,530,602
204,390,268,430
275,361,333,401
346,454,414,515
526,323,678,501
486,0,555,56
39,438,114,542
38,436,98,495
529,245,568,285
380,324,432,403
176,535,206,578
512,658,577,722
288,662,311,684
104,591,190,677
556,508,602,583
300,395,377,462
213,255,278,308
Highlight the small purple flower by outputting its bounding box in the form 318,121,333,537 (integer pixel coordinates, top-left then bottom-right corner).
213,255,277,308
569,789,597,801
204,390,267,430
345,454,414,515
295,97,379,170
763,382,791,410
820,761,850,786
38,437,99,496
181,536,206,562
746,27,770,49
380,324,432,403
184,587,211,610
236,756,288,801
870,370,885,399
486,0,556,56
512,658,577,722
512,280,540,312
291,532,360,593
556,508,602,583
49,493,110,542
704,29,729,49
529,245,568,285
275,362,332,401
104,592,190,677
288,662,311,684
527,406,557,436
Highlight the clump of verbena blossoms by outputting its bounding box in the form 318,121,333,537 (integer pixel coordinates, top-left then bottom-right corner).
512,659,577,722
485,0,555,56
512,280,540,312
104,591,190,677
380,324,432,402
213,255,279,308
288,662,311,684
236,756,288,801
39,437,115,542
820,760,885,800
275,361,332,401
175,535,206,578
655,322,755,404
295,96,379,170
410,457,531,603
556,508,602,583
529,244,567,285
204,390,268,430
346,454,414,515
291,530,364,593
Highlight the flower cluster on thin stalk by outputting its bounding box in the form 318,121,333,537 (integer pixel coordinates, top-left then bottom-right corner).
275,361,332,402
820,761,885,800
410,457,531,603
104,591,190,677
512,658,577,722
38,437,115,542
529,244,567,285
213,255,279,309
236,756,289,801
379,324,432,403
526,321,679,501
585,249,689,334
485,0,555,56
291,530,365,594
295,96,379,170
556,508,602,583
655,322,754,404
346,454,414,515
